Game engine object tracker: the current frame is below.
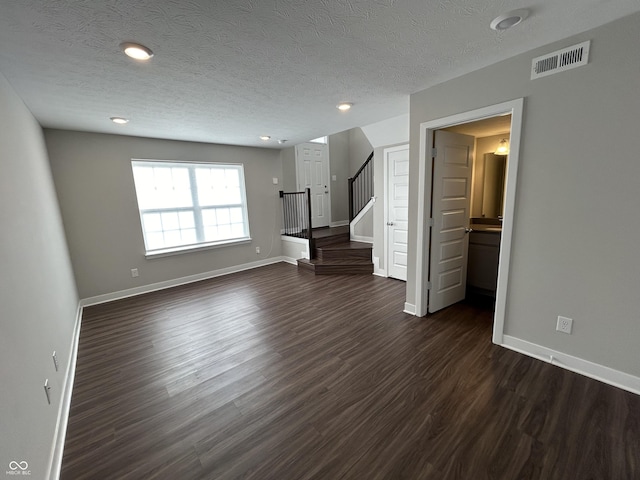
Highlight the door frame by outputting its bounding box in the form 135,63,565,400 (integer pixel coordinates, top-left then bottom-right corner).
295,142,332,228
383,143,410,280
414,98,524,344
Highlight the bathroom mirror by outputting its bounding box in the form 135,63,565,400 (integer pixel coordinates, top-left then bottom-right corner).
481,153,506,218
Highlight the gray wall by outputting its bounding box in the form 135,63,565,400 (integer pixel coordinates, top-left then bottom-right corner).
407,13,640,376
327,127,374,224
348,127,373,177
46,130,283,299
280,146,297,192
328,131,350,223
0,73,78,478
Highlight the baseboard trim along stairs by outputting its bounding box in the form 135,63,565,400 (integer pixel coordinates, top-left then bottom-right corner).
297,227,373,275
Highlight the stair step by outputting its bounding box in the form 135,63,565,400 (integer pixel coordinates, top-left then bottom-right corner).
313,233,350,248
297,258,373,275
317,241,372,260
296,227,373,275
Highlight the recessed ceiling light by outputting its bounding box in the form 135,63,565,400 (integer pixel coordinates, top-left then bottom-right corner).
120,42,154,61
490,9,529,31
337,102,353,112
260,135,271,141
278,139,287,144
110,116,129,125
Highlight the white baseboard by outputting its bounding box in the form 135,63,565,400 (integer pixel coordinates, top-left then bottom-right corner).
81,257,284,307
47,303,83,480
330,220,349,227
372,256,387,277
501,335,640,396
350,234,373,244
280,235,309,245
403,302,416,315
281,256,299,265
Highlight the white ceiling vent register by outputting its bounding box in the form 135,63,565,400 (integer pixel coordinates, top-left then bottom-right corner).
531,40,590,80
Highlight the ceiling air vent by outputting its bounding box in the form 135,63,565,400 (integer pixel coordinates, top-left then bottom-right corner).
531,40,590,80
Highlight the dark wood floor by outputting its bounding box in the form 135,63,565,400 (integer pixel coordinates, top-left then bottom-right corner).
61,263,640,479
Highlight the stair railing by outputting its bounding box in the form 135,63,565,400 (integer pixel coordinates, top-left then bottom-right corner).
280,187,314,238
348,151,374,222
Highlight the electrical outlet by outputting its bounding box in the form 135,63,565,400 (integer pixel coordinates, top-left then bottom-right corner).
52,351,59,372
556,316,573,334
131,268,139,278
255,247,260,254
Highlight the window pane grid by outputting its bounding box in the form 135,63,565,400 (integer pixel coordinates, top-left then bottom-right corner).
132,161,250,253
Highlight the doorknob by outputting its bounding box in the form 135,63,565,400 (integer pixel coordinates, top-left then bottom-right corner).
465,228,473,234
387,222,395,226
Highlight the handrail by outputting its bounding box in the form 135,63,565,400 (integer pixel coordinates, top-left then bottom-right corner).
353,151,374,180
279,187,314,243
348,151,374,222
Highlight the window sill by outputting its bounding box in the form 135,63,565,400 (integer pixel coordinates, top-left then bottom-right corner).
145,237,252,259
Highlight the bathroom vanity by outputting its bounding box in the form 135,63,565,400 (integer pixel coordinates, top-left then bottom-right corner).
466,150,506,297
467,225,501,297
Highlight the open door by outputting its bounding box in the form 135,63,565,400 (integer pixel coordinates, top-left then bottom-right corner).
428,130,474,313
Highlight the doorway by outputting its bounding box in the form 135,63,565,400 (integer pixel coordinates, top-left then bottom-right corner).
414,99,524,344
295,142,331,228
384,144,410,281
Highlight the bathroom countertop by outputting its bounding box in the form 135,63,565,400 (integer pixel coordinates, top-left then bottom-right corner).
470,224,502,233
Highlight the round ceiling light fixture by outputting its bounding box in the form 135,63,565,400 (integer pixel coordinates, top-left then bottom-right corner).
259,135,271,141
110,116,129,125
120,42,154,60
490,9,529,31
337,102,353,112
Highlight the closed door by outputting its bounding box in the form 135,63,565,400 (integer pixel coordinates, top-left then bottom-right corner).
296,143,330,228
386,145,409,281
428,131,474,313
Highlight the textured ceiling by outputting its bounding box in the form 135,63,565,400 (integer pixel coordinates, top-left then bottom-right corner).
0,1,639,148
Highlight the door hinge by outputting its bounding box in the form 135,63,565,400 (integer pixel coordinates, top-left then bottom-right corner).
426,281,432,290
428,218,434,227
431,147,437,158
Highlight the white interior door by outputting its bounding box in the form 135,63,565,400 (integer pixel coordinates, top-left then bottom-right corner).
385,145,409,281
428,131,474,313
296,143,330,228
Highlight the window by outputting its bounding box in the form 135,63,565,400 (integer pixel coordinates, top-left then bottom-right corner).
131,160,251,255
310,136,327,144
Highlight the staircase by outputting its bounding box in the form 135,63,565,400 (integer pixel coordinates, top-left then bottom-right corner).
297,226,373,275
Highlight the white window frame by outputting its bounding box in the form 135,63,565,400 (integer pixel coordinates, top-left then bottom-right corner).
131,159,251,257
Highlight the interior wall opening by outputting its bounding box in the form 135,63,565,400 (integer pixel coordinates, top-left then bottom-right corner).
414,98,524,346
440,115,512,311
